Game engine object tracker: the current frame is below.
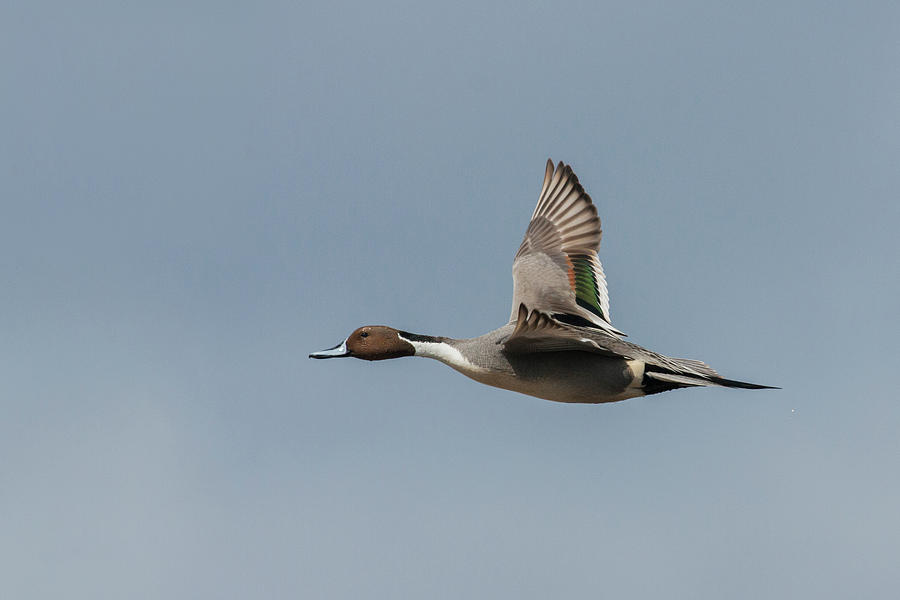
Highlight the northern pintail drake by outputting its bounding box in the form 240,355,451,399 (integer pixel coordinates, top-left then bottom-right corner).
311,160,776,403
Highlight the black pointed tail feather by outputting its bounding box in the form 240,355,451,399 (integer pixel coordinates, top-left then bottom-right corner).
643,366,779,395
706,376,779,390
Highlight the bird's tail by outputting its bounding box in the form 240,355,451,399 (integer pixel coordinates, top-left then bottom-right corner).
642,359,778,395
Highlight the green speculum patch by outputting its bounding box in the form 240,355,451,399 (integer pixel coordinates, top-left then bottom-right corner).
571,255,605,321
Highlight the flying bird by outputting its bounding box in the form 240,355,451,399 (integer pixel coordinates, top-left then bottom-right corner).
311,160,776,403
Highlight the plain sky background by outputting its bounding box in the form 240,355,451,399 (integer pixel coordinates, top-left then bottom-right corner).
2,1,898,598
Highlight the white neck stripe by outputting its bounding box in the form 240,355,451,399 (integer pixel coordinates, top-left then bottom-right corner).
398,335,483,372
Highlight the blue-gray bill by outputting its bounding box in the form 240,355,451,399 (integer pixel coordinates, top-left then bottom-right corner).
309,340,350,359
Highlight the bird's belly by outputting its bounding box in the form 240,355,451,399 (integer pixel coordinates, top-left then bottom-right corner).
460,353,645,404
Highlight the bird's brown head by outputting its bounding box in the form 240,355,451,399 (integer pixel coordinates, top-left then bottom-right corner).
309,326,416,361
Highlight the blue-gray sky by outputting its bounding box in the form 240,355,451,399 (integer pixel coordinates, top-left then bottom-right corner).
2,1,898,598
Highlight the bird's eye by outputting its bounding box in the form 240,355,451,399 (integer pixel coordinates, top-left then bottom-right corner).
360,332,369,338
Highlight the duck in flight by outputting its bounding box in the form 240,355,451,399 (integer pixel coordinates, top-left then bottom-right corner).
311,160,776,403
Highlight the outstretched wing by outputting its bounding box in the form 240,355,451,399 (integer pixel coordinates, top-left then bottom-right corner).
510,159,622,336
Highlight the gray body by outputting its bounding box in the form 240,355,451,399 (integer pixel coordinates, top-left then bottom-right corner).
415,324,643,404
